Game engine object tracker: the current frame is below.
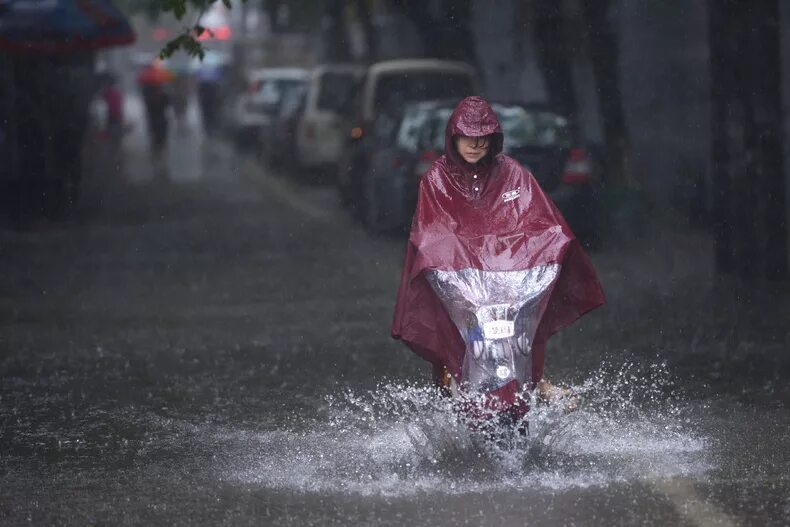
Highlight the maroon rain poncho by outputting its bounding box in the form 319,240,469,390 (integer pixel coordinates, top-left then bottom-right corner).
392,96,605,408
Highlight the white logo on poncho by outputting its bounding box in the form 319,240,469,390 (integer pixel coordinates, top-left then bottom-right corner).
502,188,521,202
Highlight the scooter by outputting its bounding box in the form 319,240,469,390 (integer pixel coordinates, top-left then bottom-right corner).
426,264,563,434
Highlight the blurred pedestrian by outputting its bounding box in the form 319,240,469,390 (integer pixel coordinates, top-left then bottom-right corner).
167,54,192,134
196,74,221,137
137,59,174,172
195,51,228,137
171,73,190,133
101,72,126,174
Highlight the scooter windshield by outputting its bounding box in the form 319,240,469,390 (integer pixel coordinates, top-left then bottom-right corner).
427,266,560,393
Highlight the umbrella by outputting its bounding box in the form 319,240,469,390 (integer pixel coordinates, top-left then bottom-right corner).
0,0,135,53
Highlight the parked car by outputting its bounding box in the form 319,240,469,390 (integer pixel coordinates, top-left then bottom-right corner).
295,64,365,176
337,59,479,212
259,80,308,169
230,67,309,151
360,99,456,233
495,102,601,245
358,100,601,244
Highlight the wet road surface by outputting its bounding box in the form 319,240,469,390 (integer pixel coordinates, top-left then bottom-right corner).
1,115,789,526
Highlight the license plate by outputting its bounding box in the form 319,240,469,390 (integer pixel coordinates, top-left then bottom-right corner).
483,320,515,340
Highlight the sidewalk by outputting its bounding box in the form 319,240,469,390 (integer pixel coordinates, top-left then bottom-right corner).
80,93,241,219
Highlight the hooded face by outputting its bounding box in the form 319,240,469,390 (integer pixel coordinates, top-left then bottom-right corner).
455,135,491,164
445,96,503,169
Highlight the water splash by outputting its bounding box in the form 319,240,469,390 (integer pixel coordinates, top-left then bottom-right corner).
229,361,709,495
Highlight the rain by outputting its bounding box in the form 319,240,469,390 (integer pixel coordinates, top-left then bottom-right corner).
1,1,789,526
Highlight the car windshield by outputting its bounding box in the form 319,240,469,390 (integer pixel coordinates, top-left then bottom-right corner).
316,72,358,113
395,106,433,152
419,105,572,153
424,108,454,151
373,72,473,116
494,105,572,149
279,86,307,117
252,79,306,112
372,113,402,144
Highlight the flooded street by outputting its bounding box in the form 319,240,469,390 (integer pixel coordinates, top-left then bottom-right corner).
1,110,789,526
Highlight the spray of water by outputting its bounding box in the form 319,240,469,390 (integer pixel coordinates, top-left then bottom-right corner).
230,361,709,495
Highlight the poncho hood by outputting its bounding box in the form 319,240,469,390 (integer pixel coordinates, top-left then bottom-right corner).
444,95,504,171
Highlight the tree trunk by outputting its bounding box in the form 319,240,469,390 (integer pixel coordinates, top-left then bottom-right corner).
0,56,19,219
388,1,433,56
264,0,280,33
708,0,787,280
708,2,736,275
438,0,478,68
531,0,579,128
582,0,631,188
388,0,478,67
323,0,351,62
354,0,377,61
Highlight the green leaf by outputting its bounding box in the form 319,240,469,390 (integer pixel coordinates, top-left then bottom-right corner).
150,0,253,59
158,30,206,59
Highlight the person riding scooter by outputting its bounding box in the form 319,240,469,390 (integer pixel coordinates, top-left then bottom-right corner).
391,96,605,425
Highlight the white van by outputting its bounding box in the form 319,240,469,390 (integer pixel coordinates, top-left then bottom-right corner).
295,64,366,171
336,59,479,202
356,59,478,125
